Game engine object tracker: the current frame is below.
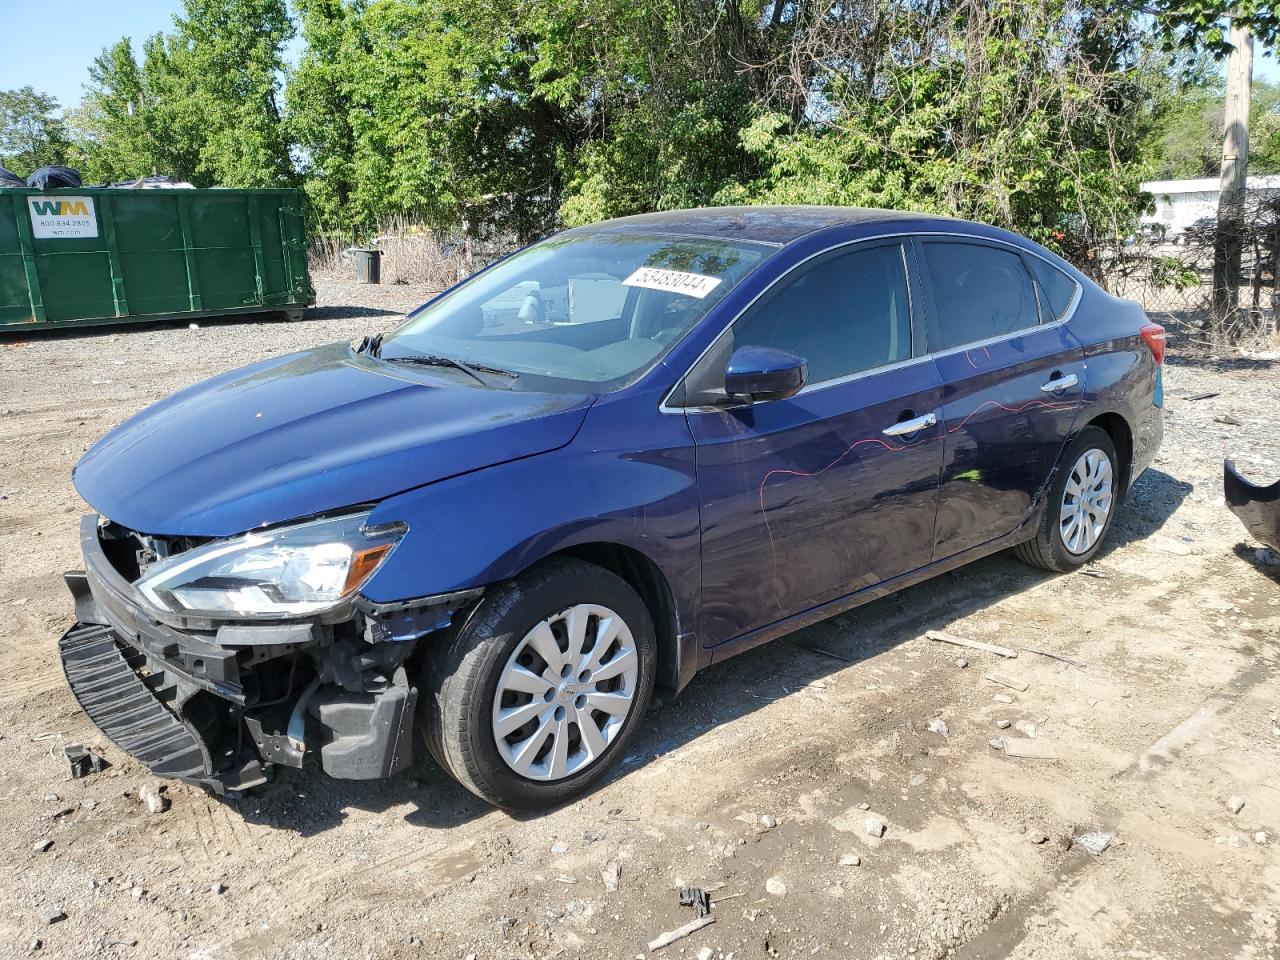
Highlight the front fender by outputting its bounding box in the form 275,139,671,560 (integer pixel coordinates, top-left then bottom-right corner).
360,388,702,639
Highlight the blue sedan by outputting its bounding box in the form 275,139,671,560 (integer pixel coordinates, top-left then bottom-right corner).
61,206,1165,809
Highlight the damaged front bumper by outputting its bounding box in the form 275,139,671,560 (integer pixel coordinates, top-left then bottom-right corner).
60,515,479,793
1224,459,1280,552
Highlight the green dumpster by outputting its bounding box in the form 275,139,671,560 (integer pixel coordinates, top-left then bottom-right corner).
0,187,315,332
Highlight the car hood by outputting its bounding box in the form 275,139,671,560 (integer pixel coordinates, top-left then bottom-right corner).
74,343,594,537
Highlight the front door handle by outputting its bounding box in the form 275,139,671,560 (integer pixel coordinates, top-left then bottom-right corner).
1040,373,1079,393
882,412,937,437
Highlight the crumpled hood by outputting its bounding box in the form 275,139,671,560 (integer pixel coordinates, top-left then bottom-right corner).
74,343,594,537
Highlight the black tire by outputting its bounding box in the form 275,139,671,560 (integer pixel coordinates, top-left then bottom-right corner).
419,558,657,810
1014,426,1120,572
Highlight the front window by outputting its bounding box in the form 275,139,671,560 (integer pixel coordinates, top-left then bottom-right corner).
379,231,772,391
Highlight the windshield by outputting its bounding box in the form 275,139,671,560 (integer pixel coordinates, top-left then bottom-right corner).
379,230,772,391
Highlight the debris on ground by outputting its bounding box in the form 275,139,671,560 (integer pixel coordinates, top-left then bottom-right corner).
32,839,52,853
926,630,1018,658
765,876,787,896
1079,568,1108,579
992,693,1016,704
1214,414,1242,426
679,886,710,917
40,908,66,925
63,743,107,779
138,782,169,814
647,915,716,951
956,658,969,668
1254,832,1267,844
865,816,886,838
601,860,621,892
1021,646,1087,669
839,854,861,866
996,719,1012,729
1074,832,1114,856
998,738,1060,760
927,717,949,737
1227,796,1246,815
984,671,1029,692
759,814,778,829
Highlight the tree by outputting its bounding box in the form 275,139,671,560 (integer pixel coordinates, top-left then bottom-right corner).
82,0,295,187
171,0,296,187
0,86,70,174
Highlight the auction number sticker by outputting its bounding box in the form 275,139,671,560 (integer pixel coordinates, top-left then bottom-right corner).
622,266,722,299
28,196,99,239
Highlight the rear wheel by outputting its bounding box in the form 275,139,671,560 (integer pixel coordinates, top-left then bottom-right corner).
1014,426,1120,572
420,558,656,810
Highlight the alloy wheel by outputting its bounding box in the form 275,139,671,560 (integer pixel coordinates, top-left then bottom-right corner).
1059,448,1114,555
491,603,639,781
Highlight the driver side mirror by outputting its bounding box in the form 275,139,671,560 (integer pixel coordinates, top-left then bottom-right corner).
724,346,807,403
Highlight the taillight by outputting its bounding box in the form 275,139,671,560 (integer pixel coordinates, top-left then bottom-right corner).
1140,322,1166,365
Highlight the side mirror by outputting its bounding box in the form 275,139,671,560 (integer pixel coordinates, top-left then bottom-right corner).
724,346,807,403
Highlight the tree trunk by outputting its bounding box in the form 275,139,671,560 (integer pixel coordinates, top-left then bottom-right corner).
1211,21,1253,326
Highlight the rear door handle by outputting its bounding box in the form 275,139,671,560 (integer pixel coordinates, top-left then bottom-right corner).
1040,373,1079,393
882,412,937,437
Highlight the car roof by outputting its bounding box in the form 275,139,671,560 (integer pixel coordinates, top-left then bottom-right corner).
577,205,968,246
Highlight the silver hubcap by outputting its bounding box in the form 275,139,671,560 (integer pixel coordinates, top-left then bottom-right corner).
491,604,639,782
1060,448,1114,555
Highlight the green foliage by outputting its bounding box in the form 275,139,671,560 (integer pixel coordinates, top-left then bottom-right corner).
1145,80,1280,177
0,86,71,174
57,0,1253,270
1137,0,1280,57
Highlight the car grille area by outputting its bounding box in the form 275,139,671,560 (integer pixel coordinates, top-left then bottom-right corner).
58,622,209,781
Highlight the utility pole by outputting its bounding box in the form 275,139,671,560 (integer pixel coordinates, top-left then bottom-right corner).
1212,19,1253,324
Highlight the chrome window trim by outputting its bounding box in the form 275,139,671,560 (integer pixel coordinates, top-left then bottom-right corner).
659,229,1083,415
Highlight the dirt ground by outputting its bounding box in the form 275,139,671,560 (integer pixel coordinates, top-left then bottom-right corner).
1,280,1278,960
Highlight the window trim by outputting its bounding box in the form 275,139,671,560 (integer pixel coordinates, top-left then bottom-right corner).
660,230,1083,414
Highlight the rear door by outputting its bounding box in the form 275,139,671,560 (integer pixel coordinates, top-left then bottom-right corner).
915,238,1085,560
681,240,945,648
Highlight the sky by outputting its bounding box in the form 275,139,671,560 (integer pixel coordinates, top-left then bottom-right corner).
0,0,1277,113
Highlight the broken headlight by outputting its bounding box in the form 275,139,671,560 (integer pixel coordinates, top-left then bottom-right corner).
135,512,405,619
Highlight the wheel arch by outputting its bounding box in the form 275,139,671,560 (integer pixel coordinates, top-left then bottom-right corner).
1084,411,1133,495
533,540,690,694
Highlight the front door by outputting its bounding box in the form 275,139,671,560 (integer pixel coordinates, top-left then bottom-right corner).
679,240,945,649
913,238,1086,559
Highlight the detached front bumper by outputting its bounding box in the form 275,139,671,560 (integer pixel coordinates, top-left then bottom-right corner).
59,515,474,793
1225,459,1280,551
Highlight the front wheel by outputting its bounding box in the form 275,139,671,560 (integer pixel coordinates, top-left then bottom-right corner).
1014,426,1120,572
420,558,657,810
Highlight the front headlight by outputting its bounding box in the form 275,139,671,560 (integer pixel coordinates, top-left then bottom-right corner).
136,512,405,619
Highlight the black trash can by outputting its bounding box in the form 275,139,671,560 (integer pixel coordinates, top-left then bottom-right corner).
353,247,382,284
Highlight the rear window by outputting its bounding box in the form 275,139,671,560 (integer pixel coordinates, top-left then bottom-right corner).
1026,256,1079,320
920,242,1039,351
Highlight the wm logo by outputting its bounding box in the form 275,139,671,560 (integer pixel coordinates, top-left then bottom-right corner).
31,200,90,216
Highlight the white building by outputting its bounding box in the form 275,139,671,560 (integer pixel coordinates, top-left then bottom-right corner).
1141,175,1280,239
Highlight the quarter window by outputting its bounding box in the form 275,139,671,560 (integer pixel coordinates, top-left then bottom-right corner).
728,244,912,384
920,242,1039,350
1026,256,1079,321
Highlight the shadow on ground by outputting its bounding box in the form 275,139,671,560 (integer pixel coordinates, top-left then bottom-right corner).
234,469,1191,836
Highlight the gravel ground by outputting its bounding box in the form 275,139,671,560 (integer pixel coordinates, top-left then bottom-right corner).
0,281,1278,960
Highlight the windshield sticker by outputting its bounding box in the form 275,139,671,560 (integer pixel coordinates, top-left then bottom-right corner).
622,266,722,299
